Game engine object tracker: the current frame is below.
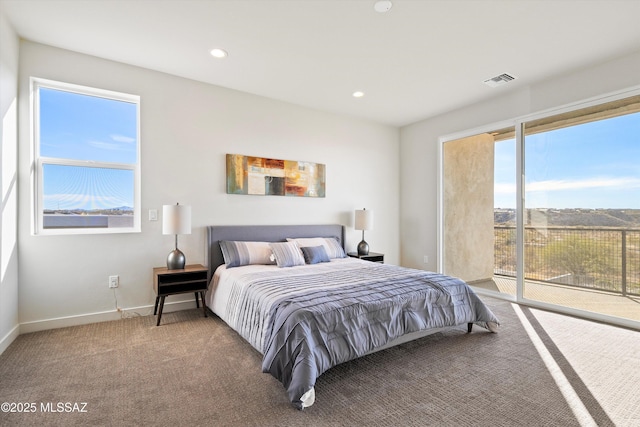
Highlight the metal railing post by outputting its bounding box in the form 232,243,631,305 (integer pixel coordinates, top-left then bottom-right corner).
622,230,627,297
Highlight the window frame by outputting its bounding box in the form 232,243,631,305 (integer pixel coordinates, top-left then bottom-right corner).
31,77,141,235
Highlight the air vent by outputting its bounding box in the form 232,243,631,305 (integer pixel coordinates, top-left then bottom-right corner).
483,73,516,87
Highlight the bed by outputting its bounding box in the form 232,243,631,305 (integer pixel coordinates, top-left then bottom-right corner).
205,224,499,410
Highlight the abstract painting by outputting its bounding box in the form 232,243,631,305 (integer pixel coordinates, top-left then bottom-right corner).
226,154,326,197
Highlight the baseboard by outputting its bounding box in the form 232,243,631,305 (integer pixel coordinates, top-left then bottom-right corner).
0,324,20,355
19,299,198,334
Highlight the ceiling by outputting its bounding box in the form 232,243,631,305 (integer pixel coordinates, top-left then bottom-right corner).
3,0,640,127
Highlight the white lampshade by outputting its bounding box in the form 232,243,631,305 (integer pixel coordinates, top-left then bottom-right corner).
163,204,192,235
355,209,373,231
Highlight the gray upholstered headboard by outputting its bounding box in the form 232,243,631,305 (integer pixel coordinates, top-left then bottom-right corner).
206,224,346,279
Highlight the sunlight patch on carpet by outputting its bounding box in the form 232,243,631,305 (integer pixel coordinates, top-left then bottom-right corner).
511,303,597,427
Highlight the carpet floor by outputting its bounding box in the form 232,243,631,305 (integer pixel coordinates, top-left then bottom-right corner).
0,297,638,426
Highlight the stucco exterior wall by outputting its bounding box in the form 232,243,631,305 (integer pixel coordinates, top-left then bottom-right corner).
443,133,495,282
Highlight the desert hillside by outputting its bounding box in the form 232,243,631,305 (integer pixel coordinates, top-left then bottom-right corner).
494,208,640,228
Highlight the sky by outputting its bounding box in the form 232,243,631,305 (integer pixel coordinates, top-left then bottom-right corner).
494,111,640,209
39,87,137,211
39,86,639,211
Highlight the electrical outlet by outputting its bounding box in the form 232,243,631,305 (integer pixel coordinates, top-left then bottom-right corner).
423,255,429,264
109,275,119,288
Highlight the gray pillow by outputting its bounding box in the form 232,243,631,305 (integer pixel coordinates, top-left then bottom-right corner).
300,245,330,264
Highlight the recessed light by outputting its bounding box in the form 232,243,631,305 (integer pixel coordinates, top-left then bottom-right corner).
210,48,228,59
374,1,393,13
352,91,365,98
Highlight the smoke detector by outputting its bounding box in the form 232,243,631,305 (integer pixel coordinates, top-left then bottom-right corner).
483,73,517,87
374,1,393,13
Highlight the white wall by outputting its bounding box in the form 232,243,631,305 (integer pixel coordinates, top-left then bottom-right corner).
399,50,640,271
17,41,400,331
0,8,20,353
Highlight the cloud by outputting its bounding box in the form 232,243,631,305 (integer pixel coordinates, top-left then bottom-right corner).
494,183,516,194
495,177,640,195
110,134,136,143
88,140,123,150
87,135,136,151
527,177,640,192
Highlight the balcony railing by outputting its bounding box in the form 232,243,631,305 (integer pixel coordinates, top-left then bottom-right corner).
495,226,640,297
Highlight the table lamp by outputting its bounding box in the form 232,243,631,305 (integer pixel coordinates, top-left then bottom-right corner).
163,203,191,270
355,208,373,255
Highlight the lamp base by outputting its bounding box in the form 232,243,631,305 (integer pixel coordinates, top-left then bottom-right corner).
357,240,369,256
167,249,186,270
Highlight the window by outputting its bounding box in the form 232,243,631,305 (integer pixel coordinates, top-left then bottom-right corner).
32,78,140,234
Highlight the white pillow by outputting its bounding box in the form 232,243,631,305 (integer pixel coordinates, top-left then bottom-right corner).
269,242,306,268
219,241,275,268
286,237,346,259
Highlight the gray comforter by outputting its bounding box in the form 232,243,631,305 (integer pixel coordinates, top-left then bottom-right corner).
224,260,499,409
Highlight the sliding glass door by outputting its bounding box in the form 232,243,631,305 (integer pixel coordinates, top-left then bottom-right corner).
522,99,640,322
442,93,640,328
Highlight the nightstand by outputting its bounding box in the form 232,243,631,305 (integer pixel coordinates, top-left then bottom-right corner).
153,264,208,326
347,252,384,263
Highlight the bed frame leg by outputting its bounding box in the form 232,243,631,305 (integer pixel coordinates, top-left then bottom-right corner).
467,323,473,333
